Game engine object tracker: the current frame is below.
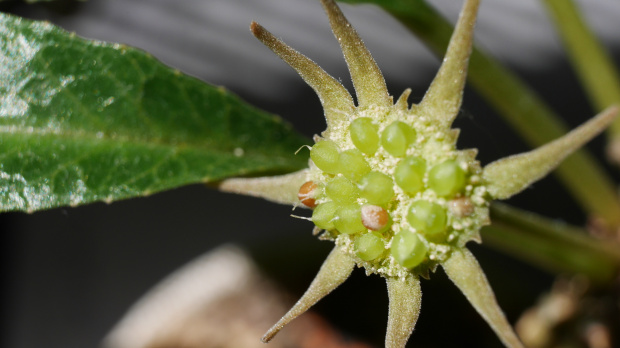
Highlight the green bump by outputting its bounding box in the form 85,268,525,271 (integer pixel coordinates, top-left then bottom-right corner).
381,121,416,157
326,176,360,204
310,140,340,174
428,160,466,197
312,202,338,230
338,149,371,181
355,232,385,261
390,230,428,269
358,171,394,205
394,156,426,195
334,204,366,234
407,200,447,235
350,117,380,155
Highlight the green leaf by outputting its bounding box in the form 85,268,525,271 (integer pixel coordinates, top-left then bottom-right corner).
0,13,310,213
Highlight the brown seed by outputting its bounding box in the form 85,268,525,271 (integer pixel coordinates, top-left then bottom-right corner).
448,197,474,217
298,181,318,208
361,205,389,231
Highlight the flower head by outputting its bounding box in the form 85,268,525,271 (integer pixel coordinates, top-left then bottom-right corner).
220,0,618,347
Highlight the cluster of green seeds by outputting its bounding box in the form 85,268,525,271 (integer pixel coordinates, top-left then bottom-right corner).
299,115,482,275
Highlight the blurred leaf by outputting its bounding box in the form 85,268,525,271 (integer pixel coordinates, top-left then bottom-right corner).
0,13,310,212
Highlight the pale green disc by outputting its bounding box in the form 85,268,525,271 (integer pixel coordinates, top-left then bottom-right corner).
390,230,428,269
338,149,371,181
428,160,466,197
394,156,426,195
350,117,380,155
325,176,360,204
310,140,340,174
354,232,385,261
312,201,338,230
381,121,416,157
358,171,394,205
407,200,447,235
334,203,366,234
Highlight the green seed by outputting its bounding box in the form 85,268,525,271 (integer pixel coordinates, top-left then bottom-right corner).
312,202,338,230
390,230,428,269
407,200,447,235
381,121,416,157
310,140,340,174
325,176,360,204
358,171,394,205
428,160,466,197
338,149,371,181
354,232,385,261
350,117,380,155
334,204,366,234
394,156,426,195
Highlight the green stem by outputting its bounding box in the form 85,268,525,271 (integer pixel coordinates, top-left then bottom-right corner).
464,54,620,227
337,0,620,227
542,0,620,139
485,203,620,286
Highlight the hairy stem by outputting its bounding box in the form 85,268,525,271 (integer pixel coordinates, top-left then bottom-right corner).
542,0,620,165
542,0,620,138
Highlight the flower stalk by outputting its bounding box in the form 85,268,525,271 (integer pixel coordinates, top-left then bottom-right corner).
541,0,620,165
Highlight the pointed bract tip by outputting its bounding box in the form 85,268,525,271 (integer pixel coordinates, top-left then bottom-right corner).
217,169,309,207
250,21,267,40
395,89,412,110
249,16,354,128
250,21,271,43
250,21,274,45
421,0,480,127
385,276,422,348
320,0,390,109
484,105,619,199
261,247,355,342
443,248,525,348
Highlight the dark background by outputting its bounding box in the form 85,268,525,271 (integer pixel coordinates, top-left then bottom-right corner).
1,0,620,347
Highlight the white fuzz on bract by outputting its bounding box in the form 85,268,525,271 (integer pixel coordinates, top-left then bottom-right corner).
420,0,480,128
261,247,355,343
483,106,618,200
250,22,354,129
385,275,422,348
443,248,525,348
217,169,309,206
319,0,391,110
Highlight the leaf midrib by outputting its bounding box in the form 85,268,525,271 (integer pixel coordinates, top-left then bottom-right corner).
0,124,299,157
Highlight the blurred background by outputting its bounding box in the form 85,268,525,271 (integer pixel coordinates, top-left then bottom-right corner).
1,0,620,347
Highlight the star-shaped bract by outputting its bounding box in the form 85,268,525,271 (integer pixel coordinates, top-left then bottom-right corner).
219,0,618,347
